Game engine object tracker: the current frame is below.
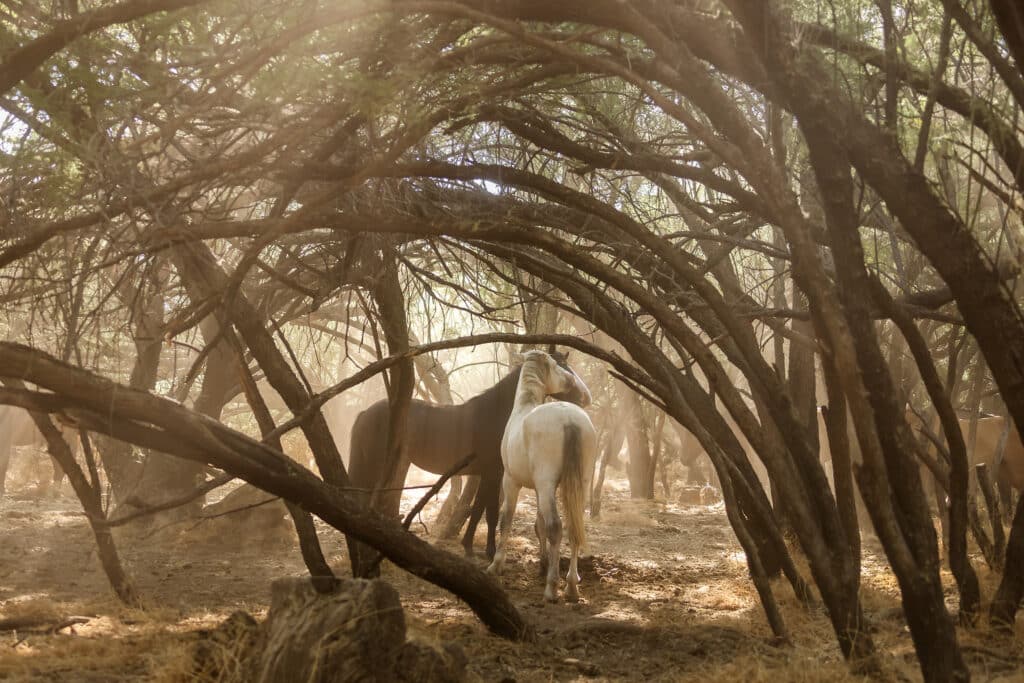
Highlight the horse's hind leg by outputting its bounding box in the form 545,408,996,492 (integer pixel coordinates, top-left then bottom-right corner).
462,474,492,558
565,537,581,603
486,474,521,576
461,493,483,557
483,473,501,560
536,483,561,602
535,509,548,578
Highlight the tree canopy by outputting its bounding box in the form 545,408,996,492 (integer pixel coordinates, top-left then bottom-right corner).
2,1,1024,680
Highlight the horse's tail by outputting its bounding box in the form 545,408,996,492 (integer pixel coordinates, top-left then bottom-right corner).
561,421,587,552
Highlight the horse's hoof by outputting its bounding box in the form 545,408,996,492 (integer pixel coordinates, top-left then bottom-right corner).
544,591,558,603
463,547,475,559
486,563,501,576
565,589,580,603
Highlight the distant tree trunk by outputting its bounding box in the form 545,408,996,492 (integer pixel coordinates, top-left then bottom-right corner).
647,411,666,497
171,242,344,586
121,315,230,523
625,390,654,499
591,422,624,519
95,265,165,506
517,275,560,352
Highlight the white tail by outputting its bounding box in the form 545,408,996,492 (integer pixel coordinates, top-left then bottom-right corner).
561,422,587,552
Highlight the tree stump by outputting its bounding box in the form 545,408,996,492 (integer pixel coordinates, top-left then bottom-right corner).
191,578,467,682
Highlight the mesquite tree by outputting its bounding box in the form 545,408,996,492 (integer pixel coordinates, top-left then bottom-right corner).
2,2,1024,680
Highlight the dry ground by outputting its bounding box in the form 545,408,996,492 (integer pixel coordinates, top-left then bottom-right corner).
0,468,1022,682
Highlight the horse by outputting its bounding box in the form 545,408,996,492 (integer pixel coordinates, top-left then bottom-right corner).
346,350,591,577
958,416,1023,511
0,405,75,498
487,350,598,603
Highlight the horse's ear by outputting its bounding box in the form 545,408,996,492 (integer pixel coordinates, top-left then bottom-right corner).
546,342,557,354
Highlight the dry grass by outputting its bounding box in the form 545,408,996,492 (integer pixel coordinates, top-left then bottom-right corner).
1,616,191,683
2,479,1023,681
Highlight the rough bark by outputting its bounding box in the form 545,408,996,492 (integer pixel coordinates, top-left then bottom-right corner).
770,44,966,678
624,389,654,499
870,277,981,624
991,497,1024,630
193,578,467,682
247,579,466,682
351,250,416,577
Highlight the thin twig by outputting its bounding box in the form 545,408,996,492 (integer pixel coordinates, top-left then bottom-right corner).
97,473,235,527
403,453,476,530
365,453,477,574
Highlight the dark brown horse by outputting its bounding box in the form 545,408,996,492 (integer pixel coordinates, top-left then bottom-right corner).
346,352,590,577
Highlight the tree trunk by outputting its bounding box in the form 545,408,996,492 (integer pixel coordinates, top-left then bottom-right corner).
95,267,165,505
353,250,416,577
991,496,1024,630
171,243,344,586
625,390,654,499
591,422,624,519
790,81,967,680
870,278,981,624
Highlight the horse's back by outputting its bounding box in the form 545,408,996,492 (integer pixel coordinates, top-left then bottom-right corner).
349,397,477,477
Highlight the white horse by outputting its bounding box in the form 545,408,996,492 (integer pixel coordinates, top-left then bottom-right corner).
487,350,597,602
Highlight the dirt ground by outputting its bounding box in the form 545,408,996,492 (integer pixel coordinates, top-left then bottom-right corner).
0,469,1023,682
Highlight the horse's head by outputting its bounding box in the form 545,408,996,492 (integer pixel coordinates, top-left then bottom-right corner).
550,350,593,408
518,349,592,408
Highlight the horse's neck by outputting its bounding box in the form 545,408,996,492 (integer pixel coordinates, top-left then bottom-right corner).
511,370,546,416
465,367,520,416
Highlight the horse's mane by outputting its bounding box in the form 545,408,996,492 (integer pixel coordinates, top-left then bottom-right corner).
515,352,551,405
461,365,521,409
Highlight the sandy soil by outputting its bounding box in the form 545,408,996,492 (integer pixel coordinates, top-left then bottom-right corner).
0,472,1022,682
